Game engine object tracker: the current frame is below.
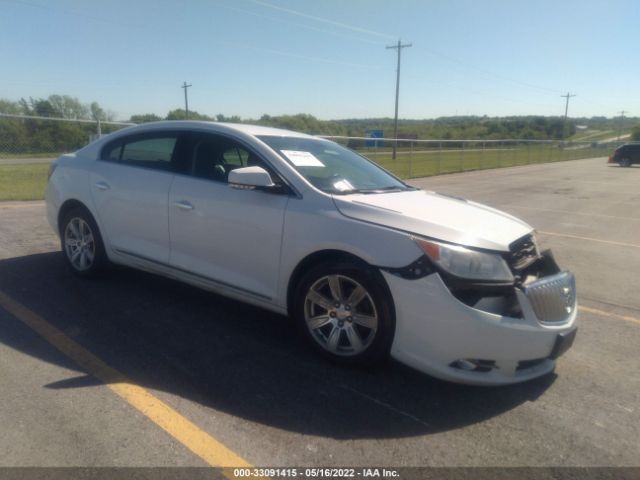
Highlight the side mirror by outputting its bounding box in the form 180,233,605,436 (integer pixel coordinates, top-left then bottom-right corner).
228,166,275,189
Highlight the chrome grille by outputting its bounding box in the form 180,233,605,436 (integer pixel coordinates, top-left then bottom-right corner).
522,272,576,323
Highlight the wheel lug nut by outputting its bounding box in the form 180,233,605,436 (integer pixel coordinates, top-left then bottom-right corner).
347,316,353,322
330,312,336,318
345,305,351,311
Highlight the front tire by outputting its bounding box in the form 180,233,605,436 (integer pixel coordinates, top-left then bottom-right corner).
293,260,395,365
60,207,108,277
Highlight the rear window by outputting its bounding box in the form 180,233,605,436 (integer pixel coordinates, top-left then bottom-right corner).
121,137,176,165
101,133,179,171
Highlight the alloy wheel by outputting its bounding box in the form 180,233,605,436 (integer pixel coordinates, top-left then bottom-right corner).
64,217,96,271
303,274,378,356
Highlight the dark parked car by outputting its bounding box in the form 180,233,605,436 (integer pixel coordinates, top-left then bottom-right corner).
608,143,640,167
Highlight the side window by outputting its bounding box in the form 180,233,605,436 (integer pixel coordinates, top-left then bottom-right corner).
120,137,177,171
104,143,122,161
101,134,179,172
190,134,276,184
223,147,249,167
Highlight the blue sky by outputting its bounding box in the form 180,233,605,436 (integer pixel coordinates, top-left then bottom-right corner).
1,0,638,120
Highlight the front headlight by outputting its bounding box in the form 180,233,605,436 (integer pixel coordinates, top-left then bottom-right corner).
414,237,514,283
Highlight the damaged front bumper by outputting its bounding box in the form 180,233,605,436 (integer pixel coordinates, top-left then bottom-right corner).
383,254,578,386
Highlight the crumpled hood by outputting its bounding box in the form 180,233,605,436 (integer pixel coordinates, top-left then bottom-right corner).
332,189,533,251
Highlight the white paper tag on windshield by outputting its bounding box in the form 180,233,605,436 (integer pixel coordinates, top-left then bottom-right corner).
281,150,324,167
333,179,354,192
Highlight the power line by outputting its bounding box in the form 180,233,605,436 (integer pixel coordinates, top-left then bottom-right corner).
386,40,412,160
249,0,395,40
561,92,576,139
213,2,385,46
181,81,192,119
617,110,628,140
415,45,559,96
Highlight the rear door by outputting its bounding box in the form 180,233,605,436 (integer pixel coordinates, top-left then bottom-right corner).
168,132,290,301
90,131,186,264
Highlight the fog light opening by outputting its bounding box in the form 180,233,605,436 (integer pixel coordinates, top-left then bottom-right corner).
450,359,496,373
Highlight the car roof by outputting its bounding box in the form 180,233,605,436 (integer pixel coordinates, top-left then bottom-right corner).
119,121,315,139
76,120,320,160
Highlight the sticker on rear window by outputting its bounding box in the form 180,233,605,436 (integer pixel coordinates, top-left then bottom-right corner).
281,150,324,167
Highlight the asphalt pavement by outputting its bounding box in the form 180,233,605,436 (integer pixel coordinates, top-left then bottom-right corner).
0,157,638,470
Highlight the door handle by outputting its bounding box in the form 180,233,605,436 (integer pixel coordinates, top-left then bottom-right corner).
94,181,110,191
173,200,195,211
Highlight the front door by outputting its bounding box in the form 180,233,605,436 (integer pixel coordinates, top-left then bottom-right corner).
168,133,290,301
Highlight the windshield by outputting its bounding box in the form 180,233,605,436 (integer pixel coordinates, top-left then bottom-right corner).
257,135,412,195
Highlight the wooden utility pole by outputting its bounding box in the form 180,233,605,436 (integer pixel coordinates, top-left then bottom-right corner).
561,92,576,139
182,81,192,119
386,40,412,159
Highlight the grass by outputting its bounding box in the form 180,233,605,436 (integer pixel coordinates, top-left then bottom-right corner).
358,144,609,178
0,163,49,201
0,152,60,159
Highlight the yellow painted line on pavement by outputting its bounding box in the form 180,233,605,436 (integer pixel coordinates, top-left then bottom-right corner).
579,305,640,326
539,230,640,250
0,289,252,472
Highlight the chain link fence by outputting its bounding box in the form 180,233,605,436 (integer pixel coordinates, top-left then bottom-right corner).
0,114,620,178
321,136,620,179
0,113,134,165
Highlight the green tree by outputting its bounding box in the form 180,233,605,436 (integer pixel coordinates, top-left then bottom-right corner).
0,96,110,154
165,109,212,121
48,95,89,119
0,99,24,114
32,99,56,117
90,102,106,122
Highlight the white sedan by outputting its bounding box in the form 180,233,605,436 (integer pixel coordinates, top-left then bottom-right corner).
46,121,578,385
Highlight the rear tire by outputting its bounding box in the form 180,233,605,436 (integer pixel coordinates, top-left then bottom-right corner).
619,158,631,167
293,260,395,366
60,207,108,278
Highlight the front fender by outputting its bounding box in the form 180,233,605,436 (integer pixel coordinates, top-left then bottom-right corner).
277,195,423,308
